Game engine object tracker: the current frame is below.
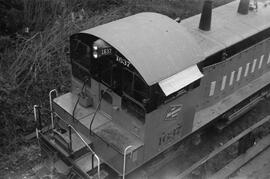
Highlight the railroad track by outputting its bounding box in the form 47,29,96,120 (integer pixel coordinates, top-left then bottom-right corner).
211,133,270,179
177,116,270,179
228,140,270,179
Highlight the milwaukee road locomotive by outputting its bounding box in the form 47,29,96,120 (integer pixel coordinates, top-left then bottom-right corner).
34,0,270,178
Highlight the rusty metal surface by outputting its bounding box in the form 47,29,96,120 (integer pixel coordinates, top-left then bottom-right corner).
81,12,204,85
182,0,270,57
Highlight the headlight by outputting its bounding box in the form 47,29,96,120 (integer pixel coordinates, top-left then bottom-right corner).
92,39,113,59
93,51,98,59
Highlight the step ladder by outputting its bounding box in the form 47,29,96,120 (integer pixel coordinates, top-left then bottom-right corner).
68,124,101,178
34,89,102,178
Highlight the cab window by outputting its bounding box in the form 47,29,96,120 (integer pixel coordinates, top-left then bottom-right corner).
122,68,150,105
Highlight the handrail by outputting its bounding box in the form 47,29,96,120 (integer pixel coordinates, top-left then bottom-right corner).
49,89,58,129
52,128,72,153
123,145,133,179
69,125,72,153
33,105,39,139
89,88,111,135
68,125,101,179
89,95,102,135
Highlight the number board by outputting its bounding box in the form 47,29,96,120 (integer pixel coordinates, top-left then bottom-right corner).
158,123,182,147
115,54,131,68
97,47,113,56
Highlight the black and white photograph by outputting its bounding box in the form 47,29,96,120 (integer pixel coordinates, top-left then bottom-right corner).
1,0,270,178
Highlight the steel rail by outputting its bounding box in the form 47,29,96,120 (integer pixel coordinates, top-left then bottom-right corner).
210,134,270,179
176,115,270,179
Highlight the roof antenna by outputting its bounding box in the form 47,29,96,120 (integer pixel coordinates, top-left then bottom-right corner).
238,0,250,14
199,0,213,31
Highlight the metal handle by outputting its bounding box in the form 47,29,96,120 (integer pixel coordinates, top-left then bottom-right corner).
33,105,39,138
123,145,133,179
49,89,58,129
69,126,72,153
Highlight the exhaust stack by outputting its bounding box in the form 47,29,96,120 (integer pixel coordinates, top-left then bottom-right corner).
199,0,213,31
237,0,250,14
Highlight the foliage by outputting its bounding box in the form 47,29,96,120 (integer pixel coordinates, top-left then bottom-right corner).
23,0,64,31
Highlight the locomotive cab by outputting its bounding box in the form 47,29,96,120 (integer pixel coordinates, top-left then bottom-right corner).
71,34,161,117
55,34,148,175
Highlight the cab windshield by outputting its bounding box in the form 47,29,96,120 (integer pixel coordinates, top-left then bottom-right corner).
95,54,151,109
70,36,154,108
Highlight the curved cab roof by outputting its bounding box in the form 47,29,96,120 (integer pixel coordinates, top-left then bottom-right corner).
81,12,204,86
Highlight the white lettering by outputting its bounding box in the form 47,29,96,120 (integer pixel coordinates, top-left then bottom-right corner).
101,48,112,55
116,55,130,67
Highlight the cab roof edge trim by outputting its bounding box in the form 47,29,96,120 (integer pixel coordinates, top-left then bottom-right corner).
159,65,203,96
80,12,205,85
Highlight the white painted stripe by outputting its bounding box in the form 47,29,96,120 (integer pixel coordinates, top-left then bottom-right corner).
229,71,235,86
166,106,182,118
221,75,227,91
268,52,270,64
236,66,242,82
209,81,216,96
244,63,250,77
258,55,264,69
251,59,257,73
167,108,181,117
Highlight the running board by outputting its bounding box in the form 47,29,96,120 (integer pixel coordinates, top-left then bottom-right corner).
216,95,265,131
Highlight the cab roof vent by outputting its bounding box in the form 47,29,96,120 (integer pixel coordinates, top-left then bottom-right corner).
199,0,213,31
238,0,250,15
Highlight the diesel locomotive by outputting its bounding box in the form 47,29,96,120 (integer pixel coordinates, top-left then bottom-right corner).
34,0,270,178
